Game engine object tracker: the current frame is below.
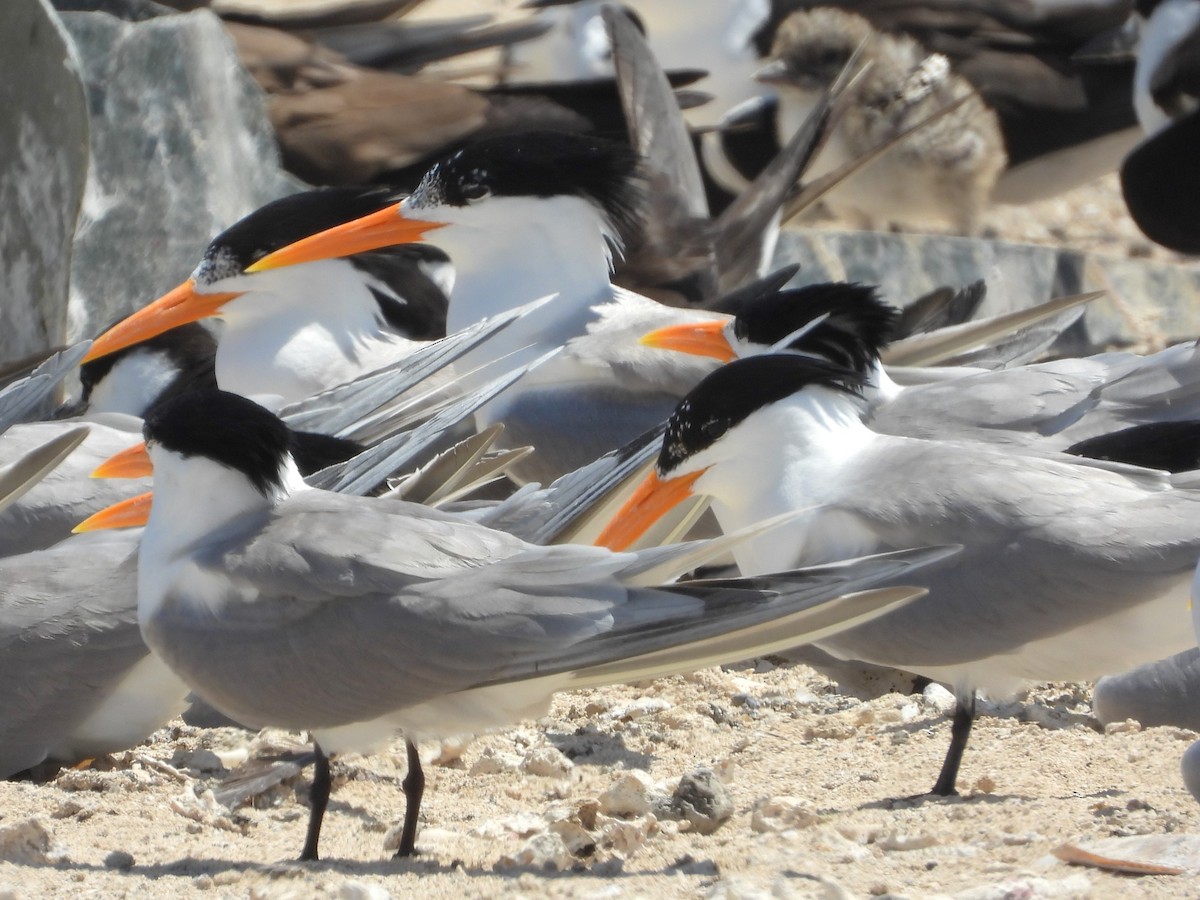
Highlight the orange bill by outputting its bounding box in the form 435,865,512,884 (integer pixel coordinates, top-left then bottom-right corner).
91,442,151,479
73,491,153,532
594,469,706,551
639,321,735,362
245,204,447,273
83,280,241,363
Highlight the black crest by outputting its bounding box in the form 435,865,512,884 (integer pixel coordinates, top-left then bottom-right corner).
730,282,898,373
145,390,291,496
407,132,644,236
659,355,865,474
195,186,406,284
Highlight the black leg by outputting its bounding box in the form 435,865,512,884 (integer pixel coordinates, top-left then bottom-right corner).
931,692,976,796
395,739,424,858
300,743,331,862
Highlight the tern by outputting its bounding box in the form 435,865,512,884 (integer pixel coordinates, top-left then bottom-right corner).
79,388,951,860
0,528,190,780
640,281,1200,451
596,354,1200,796
82,185,450,405
85,133,759,483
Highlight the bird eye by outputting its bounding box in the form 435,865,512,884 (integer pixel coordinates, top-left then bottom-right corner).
460,178,491,202
702,419,728,440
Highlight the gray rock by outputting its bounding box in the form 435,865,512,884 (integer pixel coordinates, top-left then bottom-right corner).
0,0,89,367
772,230,1200,354
59,7,300,344
103,849,135,870
663,768,733,835
1093,648,1200,730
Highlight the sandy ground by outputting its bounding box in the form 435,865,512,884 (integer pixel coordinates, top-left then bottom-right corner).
7,3,1200,897
2,666,1199,898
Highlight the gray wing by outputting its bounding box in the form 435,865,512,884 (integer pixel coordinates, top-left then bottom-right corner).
0,532,147,777
0,421,149,557
0,426,89,517
872,362,1109,443
143,491,949,731
1051,341,1200,443
279,303,530,438
0,343,91,432
814,438,1200,669
880,291,1099,368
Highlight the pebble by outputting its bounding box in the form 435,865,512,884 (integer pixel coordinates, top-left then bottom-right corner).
951,874,1092,899
520,746,574,779
0,819,62,865
428,736,472,766
468,747,522,776
103,850,135,870
171,748,225,774
495,831,572,871
666,769,734,835
750,797,821,833
599,815,657,858
598,771,659,818
877,831,940,852
1105,719,1143,735
338,881,391,900
922,683,957,715
609,698,672,720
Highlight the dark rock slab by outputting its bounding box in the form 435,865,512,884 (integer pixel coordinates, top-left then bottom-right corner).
59,6,301,343
0,0,89,366
773,229,1200,354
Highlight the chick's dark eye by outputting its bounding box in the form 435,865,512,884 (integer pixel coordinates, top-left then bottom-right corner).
702,419,728,440
460,178,490,202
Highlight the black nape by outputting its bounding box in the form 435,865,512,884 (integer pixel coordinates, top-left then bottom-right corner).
145,390,291,496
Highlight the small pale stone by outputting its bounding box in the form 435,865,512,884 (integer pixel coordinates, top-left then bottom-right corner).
0,819,61,865
609,698,672,720
951,874,1092,899
427,736,472,767
816,826,873,862
600,815,657,858
973,776,997,794
496,831,572,871
172,749,225,773
521,746,574,779
1105,719,1142,735
599,771,657,818
337,880,391,900
103,850,135,870
750,797,821,833
923,683,957,715
878,832,940,852
548,819,595,855
468,747,522,776
51,800,89,820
